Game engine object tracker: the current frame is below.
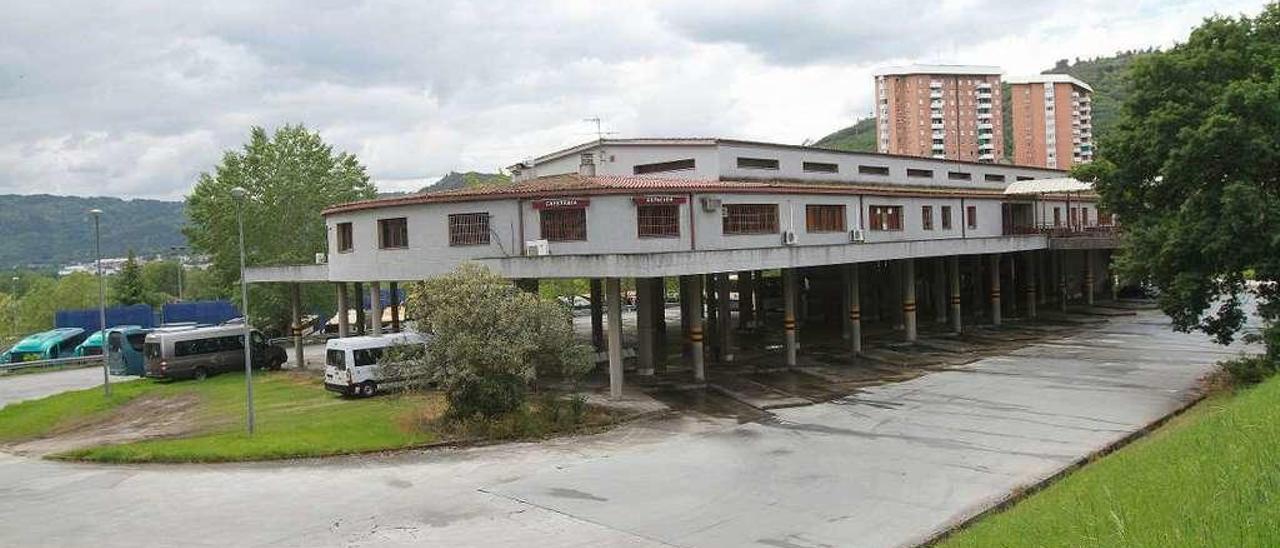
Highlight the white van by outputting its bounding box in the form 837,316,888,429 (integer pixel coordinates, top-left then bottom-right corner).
324,332,429,397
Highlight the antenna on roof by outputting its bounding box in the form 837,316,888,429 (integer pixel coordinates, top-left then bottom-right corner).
583,116,618,141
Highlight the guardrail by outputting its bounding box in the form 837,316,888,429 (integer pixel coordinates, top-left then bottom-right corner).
0,355,104,374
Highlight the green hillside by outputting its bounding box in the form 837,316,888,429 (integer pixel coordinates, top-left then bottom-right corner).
0,195,186,269
814,50,1153,156
420,171,511,193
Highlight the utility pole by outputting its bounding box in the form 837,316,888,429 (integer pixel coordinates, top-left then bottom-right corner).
230,187,255,435
89,209,110,397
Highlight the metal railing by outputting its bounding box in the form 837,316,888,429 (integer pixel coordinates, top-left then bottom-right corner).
0,355,104,374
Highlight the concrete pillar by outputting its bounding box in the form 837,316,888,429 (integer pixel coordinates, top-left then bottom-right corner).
1084,250,1096,306
290,283,303,369
1055,251,1068,311
753,271,766,325
336,282,350,338
933,258,948,324
970,257,985,321
889,261,904,330
590,278,604,352
653,277,667,370
1109,251,1119,301
679,276,691,360
606,278,623,399
353,282,366,335
637,278,654,376
949,255,962,333
739,271,754,329
1024,253,1037,319
988,254,1002,326
716,273,734,363
848,264,862,356
1006,255,1017,317
903,259,917,342
704,274,717,358
1038,250,1049,306
840,266,852,340
389,281,400,333
688,275,705,381
783,269,798,367
369,281,383,335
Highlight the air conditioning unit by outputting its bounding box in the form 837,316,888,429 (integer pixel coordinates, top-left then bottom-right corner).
524,239,550,256
781,230,798,245
849,229,866,243
701,197,722,213
315,253,327,265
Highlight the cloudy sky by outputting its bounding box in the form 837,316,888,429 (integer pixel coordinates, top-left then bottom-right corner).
0,0,1267,200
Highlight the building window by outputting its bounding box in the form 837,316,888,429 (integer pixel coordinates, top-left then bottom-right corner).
1082,207,1090,226
737,157,779,170
378,218,408,249
858,165,890,176
948,171,973,181
1054,207,1062,227
803,161,838,173
634,158,695,175
448,213,490,246
336,222,353,253
805,204,846,233
966,206,978,229
1016,176,1034,181
941,206,953,230
922,206,934,230
722,204,779,235
637,205,680,238
868,205,903,231
1070,207,1079,228
907,168,933,178
541,209,587,242
984,174,1006,182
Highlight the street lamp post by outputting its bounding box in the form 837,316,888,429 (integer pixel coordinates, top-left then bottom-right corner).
89,209,109,397
9,276,18,338
230,187,254,435
170,245,186,301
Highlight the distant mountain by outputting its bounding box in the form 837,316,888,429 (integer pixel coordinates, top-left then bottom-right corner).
0,194,187,269
420,171,511,193
814,50,1154,157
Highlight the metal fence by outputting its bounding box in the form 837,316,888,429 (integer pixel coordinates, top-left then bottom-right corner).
0,355,104,374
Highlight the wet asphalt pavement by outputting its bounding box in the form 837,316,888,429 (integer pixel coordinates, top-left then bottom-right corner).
0,311,1250,547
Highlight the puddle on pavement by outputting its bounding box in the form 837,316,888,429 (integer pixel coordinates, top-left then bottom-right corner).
745,370,845,402
647,389,765,423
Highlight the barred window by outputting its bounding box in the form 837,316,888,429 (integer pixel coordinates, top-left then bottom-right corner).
634,158,695,175
378,217,408,249
907,168,933,178
941,206,953,230
336,222,353,253
948,171,973,181
868,205,903,231
737,157,779,170
858,165,890,176
637,204,680,238
805,204,845,233
922,205,934,230
448,213,490,246
803,161,838,173
540,209,587,241
722,204,779,235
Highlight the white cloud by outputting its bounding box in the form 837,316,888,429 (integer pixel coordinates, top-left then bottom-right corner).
0,0,1269,199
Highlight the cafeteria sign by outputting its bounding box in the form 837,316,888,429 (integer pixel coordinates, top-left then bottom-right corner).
532,198,589,210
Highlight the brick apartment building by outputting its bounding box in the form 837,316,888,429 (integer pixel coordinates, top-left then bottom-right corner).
873,65,1004,163
1007,74,1094,169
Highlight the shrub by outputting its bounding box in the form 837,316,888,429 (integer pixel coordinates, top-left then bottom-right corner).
446,372,527,420
1220,355,1279,386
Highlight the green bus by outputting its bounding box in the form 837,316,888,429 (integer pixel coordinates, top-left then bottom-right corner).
0,328,89,363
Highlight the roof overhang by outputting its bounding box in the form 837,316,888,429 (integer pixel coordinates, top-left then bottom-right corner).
873,64,1003,77
1004,177,1094,195
1005,74,1093,92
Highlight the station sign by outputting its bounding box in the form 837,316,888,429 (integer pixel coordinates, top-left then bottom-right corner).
532,198,590,210
631,195,688,205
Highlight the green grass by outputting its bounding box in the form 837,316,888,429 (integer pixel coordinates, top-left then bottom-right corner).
0,372,443,462
941,375,1280,547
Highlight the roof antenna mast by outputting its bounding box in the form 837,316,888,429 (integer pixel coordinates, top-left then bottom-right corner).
583,116,617,141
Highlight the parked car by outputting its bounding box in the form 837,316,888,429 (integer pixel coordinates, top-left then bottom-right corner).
143,324,286,380
324,332,430,397
0,328,88,363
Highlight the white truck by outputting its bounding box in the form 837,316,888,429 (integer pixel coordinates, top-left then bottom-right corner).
323,332,430,397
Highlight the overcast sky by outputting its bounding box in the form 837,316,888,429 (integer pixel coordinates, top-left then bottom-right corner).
0,0,1267,200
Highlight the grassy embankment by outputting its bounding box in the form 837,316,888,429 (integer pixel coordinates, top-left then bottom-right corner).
0,372,617,463
940,374,1280,546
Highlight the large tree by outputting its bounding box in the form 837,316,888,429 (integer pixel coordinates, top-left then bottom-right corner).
185,125,376,331
112,250,146,306
1090,3,1280,357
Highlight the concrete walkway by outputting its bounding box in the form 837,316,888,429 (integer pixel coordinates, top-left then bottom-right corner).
0,311,1249,547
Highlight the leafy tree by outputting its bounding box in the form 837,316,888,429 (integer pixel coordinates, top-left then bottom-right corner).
384,264,594,418
14,272,102,333
1091,4,1280,359
112,250,146,305
184,125,376,331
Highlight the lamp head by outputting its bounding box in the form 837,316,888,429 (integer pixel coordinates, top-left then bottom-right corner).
230,187,247,200
88,208,103,217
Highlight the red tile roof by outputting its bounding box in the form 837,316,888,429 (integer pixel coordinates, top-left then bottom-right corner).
322,174,1010,215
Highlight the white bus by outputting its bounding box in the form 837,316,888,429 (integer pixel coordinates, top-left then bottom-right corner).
323,332,430,397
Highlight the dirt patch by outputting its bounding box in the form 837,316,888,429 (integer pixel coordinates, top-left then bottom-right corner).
6,393,202,457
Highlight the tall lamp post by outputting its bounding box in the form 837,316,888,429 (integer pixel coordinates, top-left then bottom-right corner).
230,187,254,434
170,246,186,301
9,276,18,338
89,209,110,397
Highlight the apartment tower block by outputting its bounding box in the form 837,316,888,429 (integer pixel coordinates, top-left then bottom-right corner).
1008,74,1094,169
873,65,1004,163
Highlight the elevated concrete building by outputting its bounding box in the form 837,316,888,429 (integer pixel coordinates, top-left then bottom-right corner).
873,65,1005,163
249,138,1119,397
1008,74,1094,169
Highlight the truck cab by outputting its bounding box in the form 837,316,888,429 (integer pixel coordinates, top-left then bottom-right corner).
324,332,429,397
